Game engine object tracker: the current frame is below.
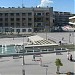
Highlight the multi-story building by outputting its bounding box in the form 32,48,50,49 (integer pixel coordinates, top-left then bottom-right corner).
0,7,53,33
53,11,73,26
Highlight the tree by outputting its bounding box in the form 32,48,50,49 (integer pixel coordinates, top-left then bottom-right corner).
55,59,63,74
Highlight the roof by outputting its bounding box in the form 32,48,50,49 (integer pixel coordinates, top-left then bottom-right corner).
28,35,44,41
69,16,75,19
28,35,58,46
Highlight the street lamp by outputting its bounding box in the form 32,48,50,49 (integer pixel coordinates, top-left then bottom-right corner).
42,65,48,75
45,26,47,40
22,36,25,65
69,33,71,43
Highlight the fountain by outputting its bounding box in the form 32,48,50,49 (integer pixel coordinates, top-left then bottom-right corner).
5,44,7,52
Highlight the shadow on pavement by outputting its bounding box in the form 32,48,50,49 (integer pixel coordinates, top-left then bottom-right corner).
60,72,75,75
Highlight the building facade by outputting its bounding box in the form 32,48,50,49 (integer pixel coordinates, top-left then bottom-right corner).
0,7,53,33
53,11,73,26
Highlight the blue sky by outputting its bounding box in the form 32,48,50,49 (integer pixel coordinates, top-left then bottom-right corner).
0,0,74,13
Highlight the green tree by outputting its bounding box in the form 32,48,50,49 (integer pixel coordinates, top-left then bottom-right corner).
55,59,63,74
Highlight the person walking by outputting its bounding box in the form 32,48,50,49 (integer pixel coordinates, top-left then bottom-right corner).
33,55,35,61
70,54,73,61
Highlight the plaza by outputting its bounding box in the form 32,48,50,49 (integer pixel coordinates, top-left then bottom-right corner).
0,51,75,75
0,32,75,75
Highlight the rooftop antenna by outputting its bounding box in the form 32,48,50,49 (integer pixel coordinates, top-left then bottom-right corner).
22,0,24,8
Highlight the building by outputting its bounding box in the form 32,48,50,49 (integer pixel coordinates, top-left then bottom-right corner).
0,7,53,33
52,11,73,31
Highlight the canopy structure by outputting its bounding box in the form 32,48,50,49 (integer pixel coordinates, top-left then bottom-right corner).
27,35,58,47
69,16,75,25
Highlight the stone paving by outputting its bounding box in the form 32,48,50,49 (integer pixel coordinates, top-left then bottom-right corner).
0,51,75,75
0,32,75,75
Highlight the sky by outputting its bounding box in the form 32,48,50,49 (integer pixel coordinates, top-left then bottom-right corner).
0,0,74,14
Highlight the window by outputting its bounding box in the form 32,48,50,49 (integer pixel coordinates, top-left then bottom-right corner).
28,23,32,27
46,18,49,21
5,28,9,32
0,23,3,27
22,13,26,16
0,18,3,21
37,18,42,21
22,29,26,32
11,23,14,27
37,23,42,27
28,18,32,21
5,18,8,21
12,29,14,32
28,13,32,16
16,23,20,27
28,29,32,32
10,18,14,21
0,13,3,16
10,13,14,16
5,13,8,16
37,13,42,16
46,12,49,16
16,13,20,16
16,18,20,21
5,23,8,27
22,18,26,22
16,29,20,33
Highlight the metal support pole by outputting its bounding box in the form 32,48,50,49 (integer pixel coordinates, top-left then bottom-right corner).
22,36,25,65
46,31,47,40
46,68,48,75
69,33,71,43
45,27,47,40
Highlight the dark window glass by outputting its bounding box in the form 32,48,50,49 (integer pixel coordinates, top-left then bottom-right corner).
10,18,14,21
10,13,14,16
28,13,32,16
0,13,3,16
28,29,32,32
16,13,20,16
5,23,8,27
22,29,26,32
5,18,8,21
28,23,32,27
16,18,20,21
16,29,20,32
22,13,26,16
37,13,41,15
5,13,8,16
0,23,3,27
28,18,32,21
0,18,3,21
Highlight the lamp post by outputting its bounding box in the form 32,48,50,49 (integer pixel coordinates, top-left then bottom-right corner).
22,36,25,65
46,68,48,75
45,26,47,40
69,33,71,43
42,65,48,75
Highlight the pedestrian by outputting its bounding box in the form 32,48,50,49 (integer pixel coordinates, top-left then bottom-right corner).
70,54,72,61
33,55,35,61
39,58,42,66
